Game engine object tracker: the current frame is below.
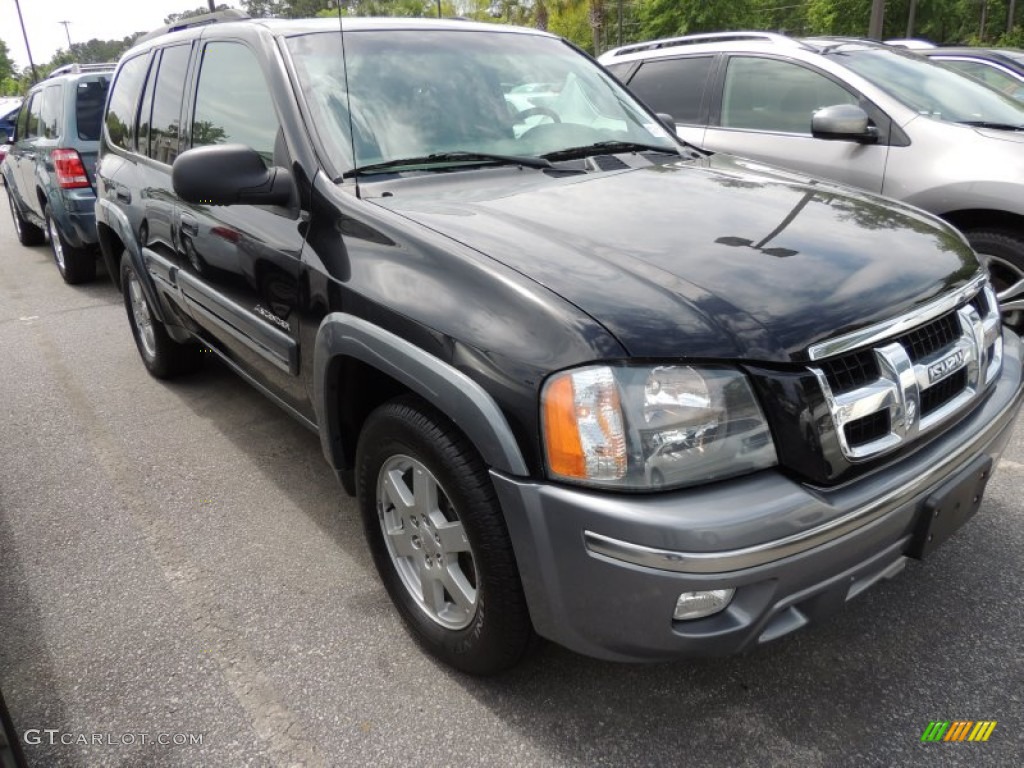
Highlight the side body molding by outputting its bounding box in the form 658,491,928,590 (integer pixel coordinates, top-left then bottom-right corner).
313,313,529,477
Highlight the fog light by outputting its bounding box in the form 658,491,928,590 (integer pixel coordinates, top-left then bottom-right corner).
673,589,735,620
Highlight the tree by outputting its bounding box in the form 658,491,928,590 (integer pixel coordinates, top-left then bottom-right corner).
47,35,145,69
0,39,20,96
165,4,231,24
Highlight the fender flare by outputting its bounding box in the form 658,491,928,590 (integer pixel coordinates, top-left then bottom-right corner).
313,312,529,477
95,198,169,323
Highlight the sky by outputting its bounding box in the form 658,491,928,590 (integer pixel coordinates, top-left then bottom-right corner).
2,0,242,71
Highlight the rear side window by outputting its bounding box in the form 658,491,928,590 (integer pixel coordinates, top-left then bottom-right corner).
148,45,190,164
721,56,857,133
192,42,280,165
24,94,42,139
106,54,151,151
16,94,34,139
75,78,109,140
628,56,714,124
40,86,63,139
604,62,633,83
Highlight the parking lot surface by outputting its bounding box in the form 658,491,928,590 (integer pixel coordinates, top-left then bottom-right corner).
1,199,1022,767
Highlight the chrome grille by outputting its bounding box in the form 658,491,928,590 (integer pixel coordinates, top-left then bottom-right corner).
809,276,1002,462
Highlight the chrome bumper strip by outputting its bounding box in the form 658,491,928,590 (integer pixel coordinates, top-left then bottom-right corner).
584,373,1021,575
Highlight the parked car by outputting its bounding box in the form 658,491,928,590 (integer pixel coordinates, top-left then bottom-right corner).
919,47,1024,102
600,32,1024,330
97,13,1022,674
2,64,113,283
0,97,21,141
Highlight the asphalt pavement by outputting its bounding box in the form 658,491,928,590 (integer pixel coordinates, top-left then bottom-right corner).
1,194,1022,768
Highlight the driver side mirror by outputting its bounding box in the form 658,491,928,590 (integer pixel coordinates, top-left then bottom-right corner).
172,143,295,208
811,104,879,144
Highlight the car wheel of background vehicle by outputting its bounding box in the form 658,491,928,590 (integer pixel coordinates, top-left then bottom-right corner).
356,396,534,675
7,191,44,246
967,229,1024,331
121,258,202,379
45,205,95,284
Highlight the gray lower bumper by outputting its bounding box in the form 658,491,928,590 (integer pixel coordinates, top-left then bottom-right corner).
491,331,1023,662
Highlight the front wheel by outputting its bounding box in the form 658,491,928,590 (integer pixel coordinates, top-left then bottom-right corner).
356,397,534,675
121,258,203,379
966,229,1024,331
46,205,96,284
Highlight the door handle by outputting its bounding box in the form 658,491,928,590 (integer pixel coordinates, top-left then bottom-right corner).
179,213,199,237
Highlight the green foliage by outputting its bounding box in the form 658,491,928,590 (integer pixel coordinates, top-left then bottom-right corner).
549,1,592,50
47,36,144,69
164,4,231,24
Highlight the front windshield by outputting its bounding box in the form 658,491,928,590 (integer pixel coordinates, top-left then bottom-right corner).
286,29,678,174
836,48,1024,125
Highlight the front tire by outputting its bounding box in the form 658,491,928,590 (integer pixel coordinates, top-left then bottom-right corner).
46,205,96,284
966,228,1024,331
356,397,534,675
7,191,44,246
121,258,202,379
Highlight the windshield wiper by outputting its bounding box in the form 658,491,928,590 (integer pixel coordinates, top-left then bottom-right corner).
343,151,552,178
541,141,682,161
956,120,1024,132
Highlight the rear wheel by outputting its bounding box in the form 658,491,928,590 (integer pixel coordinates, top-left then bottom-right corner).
121,258,202,379
356,397,534,675
966,229,1024,331
7,191,44,246
45,205,96,284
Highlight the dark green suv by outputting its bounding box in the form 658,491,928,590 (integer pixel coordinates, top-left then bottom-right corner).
2,63,112,283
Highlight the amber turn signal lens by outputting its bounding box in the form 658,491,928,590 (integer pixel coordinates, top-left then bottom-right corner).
542,374,586,478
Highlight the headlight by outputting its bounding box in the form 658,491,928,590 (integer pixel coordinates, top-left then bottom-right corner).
541,364,777,490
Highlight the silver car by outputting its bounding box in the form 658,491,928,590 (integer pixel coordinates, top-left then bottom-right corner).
600,32,1024,328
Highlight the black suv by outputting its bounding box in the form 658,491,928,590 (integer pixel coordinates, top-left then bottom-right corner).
96,13,1023,674
3,63,112,283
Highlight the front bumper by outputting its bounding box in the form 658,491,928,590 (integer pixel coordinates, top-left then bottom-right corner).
492,331,1023,662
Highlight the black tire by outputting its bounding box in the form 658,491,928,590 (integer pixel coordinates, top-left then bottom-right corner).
7,190,45,246
121,258,203,379
356,396,534,675
45,204,96,284
965,228,1024,331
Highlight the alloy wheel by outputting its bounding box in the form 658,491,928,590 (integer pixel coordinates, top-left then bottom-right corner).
127,272,157,359
376,454,478,630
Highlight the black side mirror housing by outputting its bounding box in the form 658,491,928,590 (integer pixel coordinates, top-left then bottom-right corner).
811,104,879,144
172,143,295,207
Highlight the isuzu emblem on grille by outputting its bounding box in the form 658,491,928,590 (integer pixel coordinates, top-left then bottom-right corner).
927,349,967,384
809,280,1002,463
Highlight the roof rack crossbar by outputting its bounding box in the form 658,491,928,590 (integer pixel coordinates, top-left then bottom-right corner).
135,8,250,45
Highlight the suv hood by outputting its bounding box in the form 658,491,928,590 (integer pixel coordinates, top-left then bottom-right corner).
371,154,978,362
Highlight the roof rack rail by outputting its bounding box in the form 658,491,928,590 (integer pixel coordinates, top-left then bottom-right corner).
604,31,807,59
135,8,250,45
46,62,117,79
